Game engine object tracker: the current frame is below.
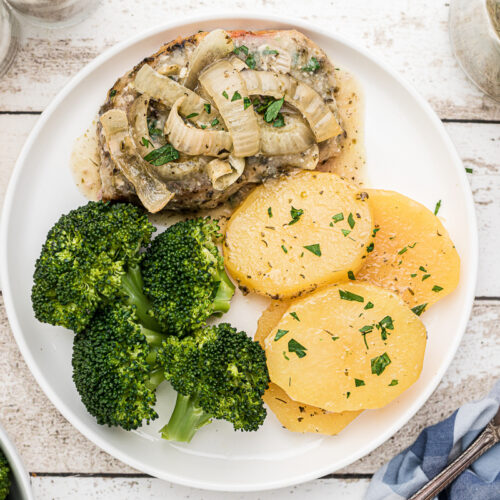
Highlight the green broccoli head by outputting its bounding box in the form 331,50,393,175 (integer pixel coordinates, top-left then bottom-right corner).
141,217,235,336
31,201,156,333
159,323,270,442
72,304,165,431
0,449,10,500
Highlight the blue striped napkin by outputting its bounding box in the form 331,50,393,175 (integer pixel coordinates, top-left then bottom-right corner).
364,381,500,500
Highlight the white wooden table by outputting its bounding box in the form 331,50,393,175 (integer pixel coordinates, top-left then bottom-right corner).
0,1,499,498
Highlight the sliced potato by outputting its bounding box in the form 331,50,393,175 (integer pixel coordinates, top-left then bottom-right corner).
356,190,460,313
224,172,373,299
256,300,361,434
264,282,427,412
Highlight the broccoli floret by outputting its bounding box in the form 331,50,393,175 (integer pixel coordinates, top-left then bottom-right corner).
141,217,235,336
32,201,159,333
72,304,167,430
0,449,10,500
158,323,270,442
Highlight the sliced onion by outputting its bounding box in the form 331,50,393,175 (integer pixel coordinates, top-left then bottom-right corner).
100,109,173,213
157,64,181,76
154,156,207,181
206,155,245,190
134,64,218,125
228,55,248,71
199,60,260,157
165,96,232,157
241,69,342,142
182,29,234,89
257,43,291,74
258,114,314,155
128,95,151,156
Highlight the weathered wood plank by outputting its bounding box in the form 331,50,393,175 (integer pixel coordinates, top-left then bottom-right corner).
0,116,497,294
1,0,499,118
1,297,498,474
29,476,370,499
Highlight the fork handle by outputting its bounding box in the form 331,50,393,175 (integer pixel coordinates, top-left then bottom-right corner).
409,421,500,500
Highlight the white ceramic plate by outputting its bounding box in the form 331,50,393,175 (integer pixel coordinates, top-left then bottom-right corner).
0,423,34,500
1,13,478,492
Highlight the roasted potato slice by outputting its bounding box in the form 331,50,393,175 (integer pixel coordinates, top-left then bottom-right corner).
256,300,361,434
264,282,427,412
224,171,373,298
356,190,460,313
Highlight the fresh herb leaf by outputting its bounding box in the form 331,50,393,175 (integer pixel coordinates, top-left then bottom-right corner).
200,125,207,129
147,118,163,138
222,90,229,99
389,379,398,386
410,273,417,278
281,244,288,254
204,103,211,114
434,199,442,215
288,206,304,225
419,266,427,272
141,137,153,148
359,325,374,333
332,213,344,223
465,167,473,173
186,112,199,119
371,352,391,375
372,227,380,237
411,303,428,316
364,301,374,310
346,392,351,398
348,212,355,229
109,89,117,98
398,247,408,255
342,229,351,237
274,329,289,341
432,285,443,292
290,312,300,321
331,336,339,341
263,47,279,55
422,274,431,281
273,113,285,127
245,53,256,69
409,242,418,248
366,242,375,252
243,97,252,110
378,316,394,340
231,91,242,101
348,270,355,280
144,143,179,166
301,56,321,72
355,378,365,387
233,45,249,55
264,97,284,123
267,207,273,218
304,244,321,256
288,339,307,358
282,351,289,360
339,290,364,302
211,118,219,127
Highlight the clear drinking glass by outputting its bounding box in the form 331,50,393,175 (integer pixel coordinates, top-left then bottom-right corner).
449,0,500,101
4,0,99,28
0,1,19,78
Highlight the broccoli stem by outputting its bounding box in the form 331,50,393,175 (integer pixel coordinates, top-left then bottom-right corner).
212,268,235,314
121,266,162,331
161,392,211,443
146,368,165,390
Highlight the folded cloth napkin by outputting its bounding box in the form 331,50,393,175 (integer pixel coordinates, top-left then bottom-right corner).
365,381,500,500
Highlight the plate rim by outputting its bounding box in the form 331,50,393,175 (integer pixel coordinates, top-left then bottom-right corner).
0,11,479,492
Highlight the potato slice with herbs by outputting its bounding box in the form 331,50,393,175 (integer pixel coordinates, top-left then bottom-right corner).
256,300,361,434
224,172,373,298
264,283,427,412
356,190,460,314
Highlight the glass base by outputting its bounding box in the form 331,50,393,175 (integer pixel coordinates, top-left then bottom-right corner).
0,4,19,78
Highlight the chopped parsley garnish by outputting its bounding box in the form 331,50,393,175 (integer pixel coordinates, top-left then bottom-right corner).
366,242,374,252
348,212,355,229
211,118,219,127
434,200,442,215
267,207,273,218
372,227,380,237
348,270,355,280
264,97,284,123
332,213,344,223
222,90,229,99
355,378,365,387
359,325,374,334
109,89,117,98
410,273,417,278
203,103,211,114
303,244,321,256
143,143,179,166
263,47,279,55
342,229,351,237
432,285,443,292
147,118,163,138
288,206,304,225
288,339,307,358
186,112,199,119
364,301,374,310
273,113,285,128
346,392,351,398
274,329,289,341
281,244,288,254
377,316,394,340
282,351,289,360
200,125,207,129
233,45,249,56
301,56,321,72
141,137,153,148
245,53,256,69
331,336,339,341
243,97,252,110
422,274,431,281
371,352,391,375
419,266,427,272
290,312,300,321
409,242,418,248
411,303,428,316
339,290,364,302
389,379,399,386
465,167,473,173
398,247,408,255
231,91,242,101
